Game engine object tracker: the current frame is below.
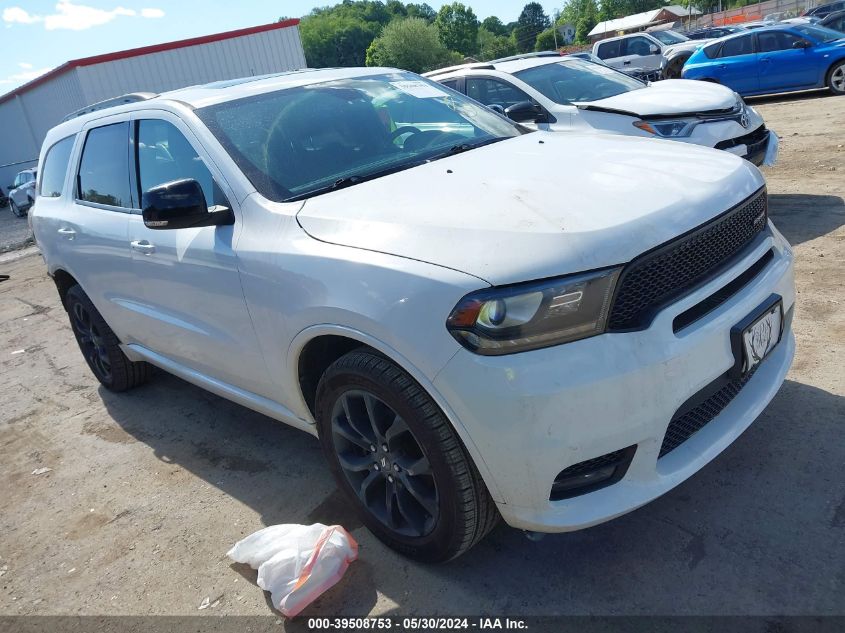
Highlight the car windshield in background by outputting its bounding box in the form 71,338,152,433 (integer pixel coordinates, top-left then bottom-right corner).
514,59,645,105
197,72,519,202
792,24,845,42
651,30,689,44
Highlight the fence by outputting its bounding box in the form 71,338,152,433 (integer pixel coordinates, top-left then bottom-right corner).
694,0,813,27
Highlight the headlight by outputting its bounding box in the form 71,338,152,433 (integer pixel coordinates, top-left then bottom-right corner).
446,268,621,355
633,119,697,138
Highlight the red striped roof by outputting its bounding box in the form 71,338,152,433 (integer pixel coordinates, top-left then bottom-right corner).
0,19,301,105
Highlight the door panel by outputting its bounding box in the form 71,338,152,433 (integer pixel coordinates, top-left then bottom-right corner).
756,32,817,90
127,115,270,395
714,35,759,93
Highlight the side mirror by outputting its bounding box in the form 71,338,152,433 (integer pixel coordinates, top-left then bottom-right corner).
141,179,233,230
8,184,15,191
792,39,811,48
504,100,544,123
649,44,660,54
487,104,506,115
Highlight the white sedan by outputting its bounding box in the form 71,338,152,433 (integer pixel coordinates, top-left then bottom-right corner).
426,56,777,166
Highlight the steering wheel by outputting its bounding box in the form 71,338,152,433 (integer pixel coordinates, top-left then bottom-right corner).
390,126,422,141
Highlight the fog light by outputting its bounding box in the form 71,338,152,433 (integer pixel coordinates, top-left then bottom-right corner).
550,446,636,501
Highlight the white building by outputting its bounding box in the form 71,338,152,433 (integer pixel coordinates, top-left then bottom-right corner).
0,19,306,191
589,6,702,41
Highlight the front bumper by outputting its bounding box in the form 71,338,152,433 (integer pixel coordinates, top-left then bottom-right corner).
433,224,794,532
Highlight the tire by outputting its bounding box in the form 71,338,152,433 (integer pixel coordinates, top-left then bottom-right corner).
64,285,152,392
10,199,24,218
315,350,499,563
664,56,688,79
828,60,845,96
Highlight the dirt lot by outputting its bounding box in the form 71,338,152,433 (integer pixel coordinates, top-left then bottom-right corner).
0,91,843,622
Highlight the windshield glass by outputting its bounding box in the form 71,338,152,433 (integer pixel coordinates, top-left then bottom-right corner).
197,72,519,202
651,30,689,44
793,24,844,42
514,59,645,104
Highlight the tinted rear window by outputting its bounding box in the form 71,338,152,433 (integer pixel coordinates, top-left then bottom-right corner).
720,35,754,57
596,40,622,59
39,136,75,198
77,123,132,208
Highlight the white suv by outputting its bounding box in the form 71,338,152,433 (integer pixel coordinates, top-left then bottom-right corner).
32,68,795,562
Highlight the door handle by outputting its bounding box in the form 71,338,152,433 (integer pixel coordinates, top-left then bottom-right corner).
623,60,631,65
130,240,156,254
57,227,76,239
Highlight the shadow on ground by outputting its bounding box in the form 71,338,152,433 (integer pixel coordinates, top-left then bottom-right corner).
745,89,831,106
768,193,845,246
100,374,845,616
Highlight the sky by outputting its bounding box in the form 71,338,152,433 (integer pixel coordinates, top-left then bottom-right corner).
1,0,561,93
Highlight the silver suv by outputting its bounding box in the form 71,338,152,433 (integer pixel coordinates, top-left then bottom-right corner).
8,167,37,217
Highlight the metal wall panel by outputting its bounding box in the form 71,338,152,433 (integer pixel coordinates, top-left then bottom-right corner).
0,24,305,189
76,26,307,104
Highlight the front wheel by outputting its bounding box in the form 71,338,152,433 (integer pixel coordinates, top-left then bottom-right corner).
664,57,687,79
10,199,24,218
315,350,499,562
828,61,845,96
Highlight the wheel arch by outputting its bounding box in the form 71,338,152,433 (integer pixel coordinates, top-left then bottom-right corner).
288,325,505,503
825,56,845,86
51,268,79,309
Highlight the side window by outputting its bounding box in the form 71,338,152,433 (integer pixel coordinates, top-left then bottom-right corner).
136,119,229,210
596,39,622,60
757,32,803,52
439,79,458,90
719,35,754,58
466,78,531,109
78,122,132,208
39,136,75,198
13,174,22,188
623,37,654,57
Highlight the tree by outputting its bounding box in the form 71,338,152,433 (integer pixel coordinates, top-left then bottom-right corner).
300,11,382,67
477,26,516,60
575,0,599,43
366,17,461,73
513,3,551,53
406,2,437,21
534,27,559,51
598,0,624,22
481,15,507,36
435,2,480,56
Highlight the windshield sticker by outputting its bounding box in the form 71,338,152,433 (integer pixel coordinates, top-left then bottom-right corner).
390,80,449,99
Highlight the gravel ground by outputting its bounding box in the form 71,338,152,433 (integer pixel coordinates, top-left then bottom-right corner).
0,91,843,622
0,203,33,254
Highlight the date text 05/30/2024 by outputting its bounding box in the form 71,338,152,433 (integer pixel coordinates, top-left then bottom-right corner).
307,617,529,630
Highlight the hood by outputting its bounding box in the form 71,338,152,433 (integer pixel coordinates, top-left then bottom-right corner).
581,79,738,117
296,132,763,286
664,39,710,54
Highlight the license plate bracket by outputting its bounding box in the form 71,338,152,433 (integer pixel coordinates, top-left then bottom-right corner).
729,294,783,379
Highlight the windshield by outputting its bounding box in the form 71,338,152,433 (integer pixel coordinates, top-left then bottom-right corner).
650,30,689,44
514,59,645,105
197,72,519,202
792,24,844,42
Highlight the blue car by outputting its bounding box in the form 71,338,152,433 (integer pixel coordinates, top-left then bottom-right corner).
682,24,845,96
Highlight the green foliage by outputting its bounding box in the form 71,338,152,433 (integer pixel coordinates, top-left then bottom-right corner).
300,11,382,67
534,27,559,51
406,2,437,21
481,16,508,36
435,2,479,56
513,2,551,53
576,0,599,43
366,17,461,72
477,27,517,60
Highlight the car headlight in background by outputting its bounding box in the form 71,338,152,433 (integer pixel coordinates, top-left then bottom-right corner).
446,268,621,355
633,119,698,138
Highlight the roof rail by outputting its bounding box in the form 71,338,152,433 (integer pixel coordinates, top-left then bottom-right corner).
61,92,157,122
422,63,495,78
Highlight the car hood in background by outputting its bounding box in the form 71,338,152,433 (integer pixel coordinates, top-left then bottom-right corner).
296,133,763,286
579,79,738,117
664,39,711,55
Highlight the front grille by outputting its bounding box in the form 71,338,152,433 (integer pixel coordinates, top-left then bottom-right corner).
550,445,636,500
660,370,755,458
715,125,769,151
608,189,767,331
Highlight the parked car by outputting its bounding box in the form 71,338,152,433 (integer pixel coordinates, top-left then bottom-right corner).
686,25,747,40
741,20,778,29
593,30,709,78
8,167,37,217
820,9,845,32
0,189,8,209
425,57,775,165
804,0,845,19
567,50,666,81
682,24,845,96
31,68,795,562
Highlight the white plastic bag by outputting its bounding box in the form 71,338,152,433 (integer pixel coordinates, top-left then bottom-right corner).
227,523,358,617
762,130,779,167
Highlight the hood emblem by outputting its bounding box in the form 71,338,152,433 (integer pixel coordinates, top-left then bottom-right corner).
740,110,750,128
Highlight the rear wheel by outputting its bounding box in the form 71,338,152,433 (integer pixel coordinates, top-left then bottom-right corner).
828,60,845,96
10,199,24,218
315,349,499,562
664,56,688,79
65,285,152,391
